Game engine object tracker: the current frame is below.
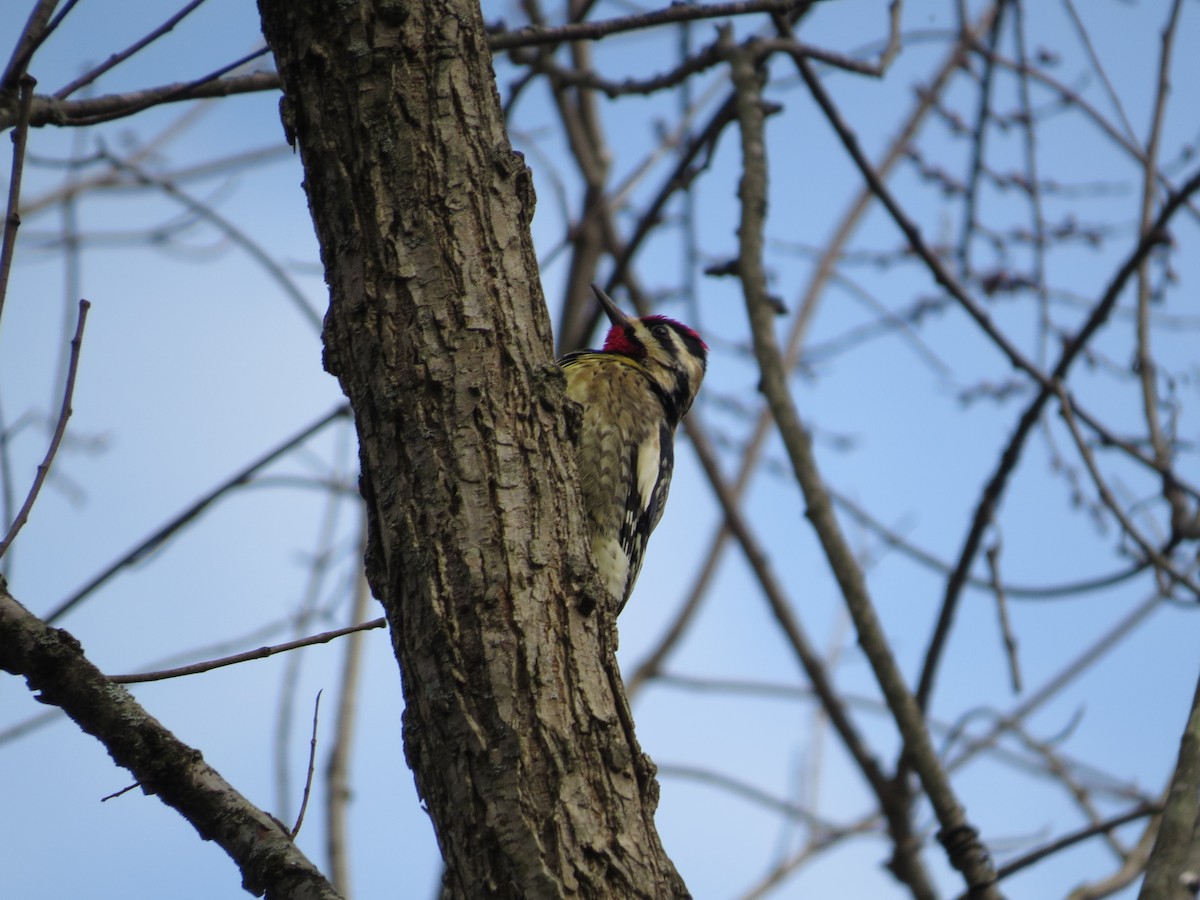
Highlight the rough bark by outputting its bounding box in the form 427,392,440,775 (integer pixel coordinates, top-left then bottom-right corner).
1138,673,1200,900
255,2,688,897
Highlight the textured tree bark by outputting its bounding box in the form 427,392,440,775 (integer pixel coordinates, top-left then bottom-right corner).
255,2,688,897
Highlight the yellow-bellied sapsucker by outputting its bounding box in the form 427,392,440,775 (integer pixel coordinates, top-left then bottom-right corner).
558,285,708,613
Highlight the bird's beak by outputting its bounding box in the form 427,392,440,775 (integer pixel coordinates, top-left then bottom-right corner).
591,284,632,329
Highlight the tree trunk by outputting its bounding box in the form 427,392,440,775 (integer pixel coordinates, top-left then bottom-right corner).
255,2,689,897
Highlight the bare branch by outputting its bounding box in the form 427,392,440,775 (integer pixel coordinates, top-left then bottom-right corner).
739,39,1000,896
45,404,351,623
54,0,211,100
657,762,836,829
791,32,1200,710
1,0,59,92
13,70,280,131
1056,386,1200,600
985,542,1021,694
0,298,89,559
0,587,344,900
290,691,323,838
962,801,1164,894
489,0,806,52
0,74,36,328
109,618,385,685
1134,0,1195,550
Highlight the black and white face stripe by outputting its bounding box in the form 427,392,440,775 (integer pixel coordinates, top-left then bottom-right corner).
636,319,707,421
666,323,708,372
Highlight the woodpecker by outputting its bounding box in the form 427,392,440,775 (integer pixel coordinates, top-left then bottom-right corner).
558,285,708,613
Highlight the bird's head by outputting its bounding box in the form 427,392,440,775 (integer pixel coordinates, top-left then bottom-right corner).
593,284,708,418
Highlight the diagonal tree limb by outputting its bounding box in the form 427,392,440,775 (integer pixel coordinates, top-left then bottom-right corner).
728,37,1000,898
108,617,386,685
683,412,937,898
53,0,210,100
45,403,350,624
1,0,58,92
787,33,1200,715
0,587,343,900
628,1,1004,698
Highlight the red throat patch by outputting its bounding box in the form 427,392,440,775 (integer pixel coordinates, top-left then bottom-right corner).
603,324,642,356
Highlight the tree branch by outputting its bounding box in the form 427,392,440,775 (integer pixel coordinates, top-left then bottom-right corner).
0,587,343,900
730,37,1001,897
45,404,350,623
0,73,35,329
0,298,89,558
109,617,386,685
6,71,281,131
489,0,806,52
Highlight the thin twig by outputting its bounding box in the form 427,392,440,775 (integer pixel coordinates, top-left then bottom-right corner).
945,586,1170,776
738,811,880,900
957,1,1006,275
0,708,60,747
960,801,1164,894
974,45,1200,227
1010,0,1050,370
45,404,351,623
656,672,1155,808
1068,818,1161,900
0,399,15,570
50,47,272,128
0,299,90,559
831,487,1151,600
1060,0,1137,145
657,762,835,830
290,690,323,838
489,0,802,51
100,782,141,802
0,588,344,899
1010,721,1129,859
985,542,1021,694
1134,0,1193,549
1056,386,1200,599
0,74,37,329
108,617,385,684
1,0,57,92
54,0,211,99
275,432,351,824
22,143,290,216
99,149,322,331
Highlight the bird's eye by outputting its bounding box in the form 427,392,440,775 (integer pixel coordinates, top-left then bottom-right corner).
651,324,669,340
